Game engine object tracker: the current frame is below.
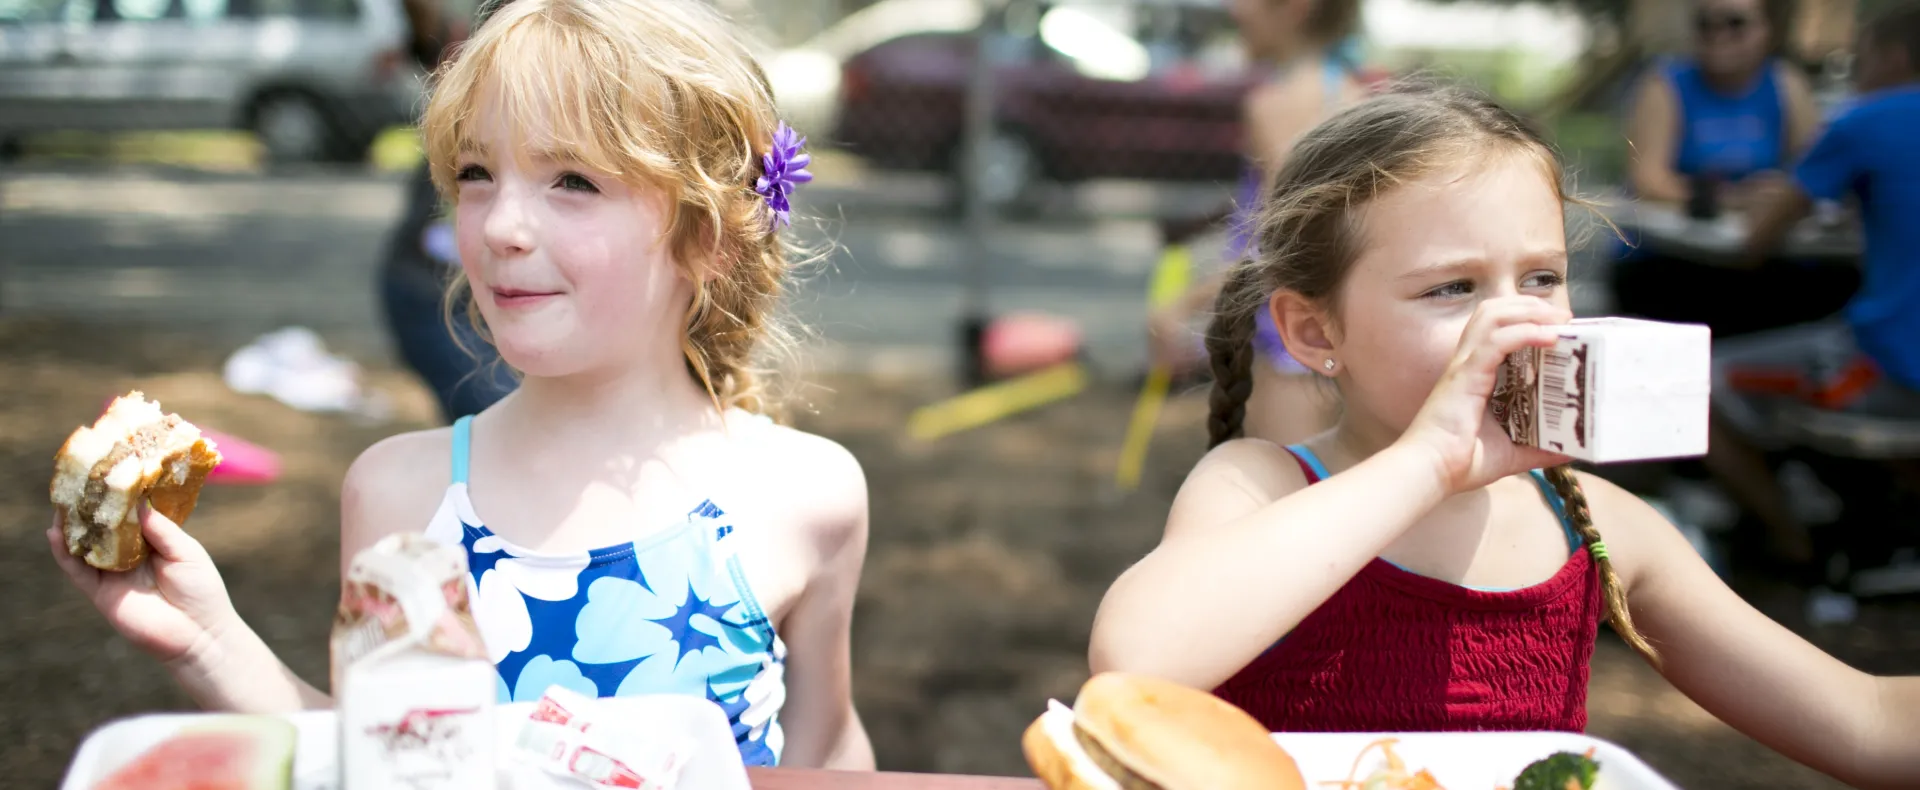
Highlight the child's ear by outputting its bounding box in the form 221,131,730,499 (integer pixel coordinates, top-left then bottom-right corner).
1270,290,1337,373
678,217,727,284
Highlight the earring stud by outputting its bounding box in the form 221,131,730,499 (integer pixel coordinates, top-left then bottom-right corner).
1323,358,1336,372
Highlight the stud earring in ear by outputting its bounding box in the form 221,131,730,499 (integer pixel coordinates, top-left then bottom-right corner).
1323,358,1337,372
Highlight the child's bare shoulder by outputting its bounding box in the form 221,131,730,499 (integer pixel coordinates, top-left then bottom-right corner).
1186,438,1312,502
1164,439,1312,541
339,428,455,558
729,418,866,542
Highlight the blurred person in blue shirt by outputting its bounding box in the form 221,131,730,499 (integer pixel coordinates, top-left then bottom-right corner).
1704,2,1920,569
1610,0,1852,340
1626,0,1820,205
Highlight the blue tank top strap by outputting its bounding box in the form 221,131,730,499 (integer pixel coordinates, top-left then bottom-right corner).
1284,444,1333,482
451,415,473,485
1527,470,1582,553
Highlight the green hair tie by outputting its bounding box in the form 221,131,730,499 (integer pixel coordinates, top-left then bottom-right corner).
1589,541,1610,561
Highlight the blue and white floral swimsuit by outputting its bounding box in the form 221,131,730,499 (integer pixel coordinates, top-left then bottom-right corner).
423,416,789,766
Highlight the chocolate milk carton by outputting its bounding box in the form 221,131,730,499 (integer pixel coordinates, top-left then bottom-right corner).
1492,318,1712,463
332,533,496,790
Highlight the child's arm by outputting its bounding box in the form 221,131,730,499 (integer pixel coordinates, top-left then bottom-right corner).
763,437,874,771
47,507,331,712
1091,297,1574,690
1589,477,1920,789
1089,439,1451,688
52,430,452,713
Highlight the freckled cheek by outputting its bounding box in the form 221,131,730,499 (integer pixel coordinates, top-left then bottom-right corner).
452,208,490,282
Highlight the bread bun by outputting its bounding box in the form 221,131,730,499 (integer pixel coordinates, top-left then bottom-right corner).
50,392,220,571
1022,672,1304,790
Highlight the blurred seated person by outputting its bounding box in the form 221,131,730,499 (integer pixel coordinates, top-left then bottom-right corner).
379,0,518,423
1146,0,1366,447
1611,0,1855,339
1705,2,1920,568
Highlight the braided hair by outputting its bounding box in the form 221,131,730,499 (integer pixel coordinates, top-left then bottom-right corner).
1205,81,1658,664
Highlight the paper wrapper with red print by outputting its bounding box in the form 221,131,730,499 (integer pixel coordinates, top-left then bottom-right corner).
512,686,696,789
331,533,497,790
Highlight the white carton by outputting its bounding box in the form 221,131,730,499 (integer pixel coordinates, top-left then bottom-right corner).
1493,318,1712,463
331,534,496,790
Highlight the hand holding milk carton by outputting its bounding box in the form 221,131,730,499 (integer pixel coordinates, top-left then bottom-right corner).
1492,318,1713,463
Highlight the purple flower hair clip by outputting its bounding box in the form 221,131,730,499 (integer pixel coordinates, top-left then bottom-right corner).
754,122,813,231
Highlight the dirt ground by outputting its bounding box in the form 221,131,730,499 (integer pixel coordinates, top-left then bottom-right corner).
4,316,1918,789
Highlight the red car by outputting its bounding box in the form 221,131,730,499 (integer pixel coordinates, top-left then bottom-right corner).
832,24,1259,207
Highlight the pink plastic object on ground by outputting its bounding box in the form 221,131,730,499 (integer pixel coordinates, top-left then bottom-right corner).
982,313,1083,379
199,428,280,485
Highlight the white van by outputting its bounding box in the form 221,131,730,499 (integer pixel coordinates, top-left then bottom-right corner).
0,0,423,162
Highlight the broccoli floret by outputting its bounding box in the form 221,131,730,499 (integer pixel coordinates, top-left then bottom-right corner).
1513,751,1600,790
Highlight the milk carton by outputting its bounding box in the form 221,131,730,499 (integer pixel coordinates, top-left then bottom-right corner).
332,534,496,790
1492,318,1712,464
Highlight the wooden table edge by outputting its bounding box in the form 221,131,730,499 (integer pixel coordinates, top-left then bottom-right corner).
746,767,1044,789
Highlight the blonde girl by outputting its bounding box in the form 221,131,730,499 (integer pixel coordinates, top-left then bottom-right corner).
49,0,873,769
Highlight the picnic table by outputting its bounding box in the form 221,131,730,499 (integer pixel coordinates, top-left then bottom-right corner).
1608,200,1862,267
748,768,1040,789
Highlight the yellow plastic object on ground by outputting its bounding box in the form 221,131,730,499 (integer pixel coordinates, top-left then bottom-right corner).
907,362,1089,442
1115,243,1195,490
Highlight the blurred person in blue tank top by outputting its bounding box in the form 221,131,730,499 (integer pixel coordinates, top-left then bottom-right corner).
1611,0,1858,339
1704,2,1920,570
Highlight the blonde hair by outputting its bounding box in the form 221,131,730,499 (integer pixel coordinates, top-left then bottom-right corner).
1205,82,1657,664
421,0,800,417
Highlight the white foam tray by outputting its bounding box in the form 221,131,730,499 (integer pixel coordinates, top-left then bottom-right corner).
1272,731,1682,789
61,695,753,790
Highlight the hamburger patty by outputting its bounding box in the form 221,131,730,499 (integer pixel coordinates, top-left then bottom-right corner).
75,415,185,531
1074,725,1164,790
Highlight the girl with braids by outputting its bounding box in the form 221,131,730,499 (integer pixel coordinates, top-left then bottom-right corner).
47,0,874,770
1090,84,1920,787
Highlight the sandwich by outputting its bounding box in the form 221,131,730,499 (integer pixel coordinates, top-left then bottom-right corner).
1022,672,1305,790
51,392,221,571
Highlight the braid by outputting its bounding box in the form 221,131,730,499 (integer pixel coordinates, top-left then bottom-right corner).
1543,465,1660,665
1205,264,1264,449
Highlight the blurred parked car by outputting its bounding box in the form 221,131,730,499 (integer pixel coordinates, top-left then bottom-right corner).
829,0,1256,207
761,0,982,149
0,0,422,163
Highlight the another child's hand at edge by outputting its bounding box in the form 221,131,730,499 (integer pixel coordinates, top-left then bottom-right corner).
47,505,240,670
1396,296,1574,493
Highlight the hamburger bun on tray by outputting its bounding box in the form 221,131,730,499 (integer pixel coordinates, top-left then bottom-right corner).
1022,672,1305,790
50,391,221,572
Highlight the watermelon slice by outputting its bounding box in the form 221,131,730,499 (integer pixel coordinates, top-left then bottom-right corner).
91,716,295,790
